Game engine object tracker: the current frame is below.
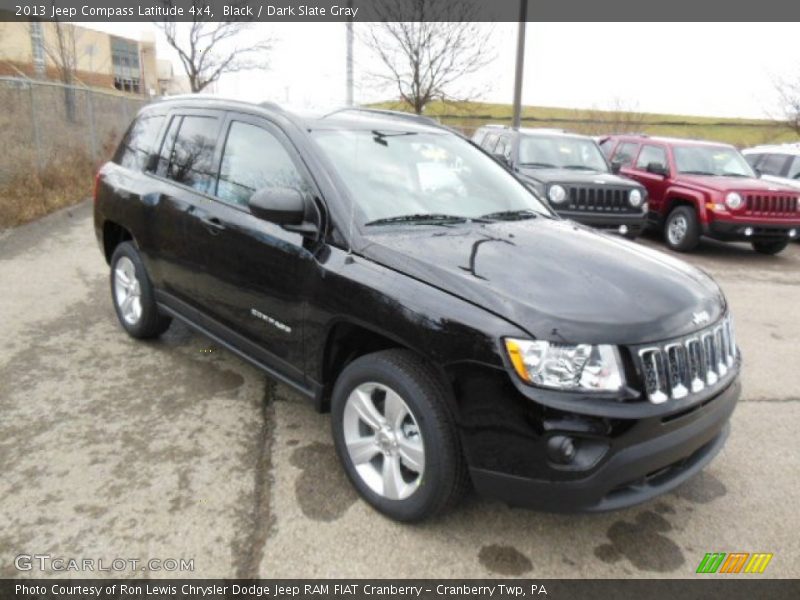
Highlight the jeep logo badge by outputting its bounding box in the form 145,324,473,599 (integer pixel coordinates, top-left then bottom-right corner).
692,311,710,326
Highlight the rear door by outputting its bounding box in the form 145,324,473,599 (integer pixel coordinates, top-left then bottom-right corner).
150,109,224,303
187,111,320,376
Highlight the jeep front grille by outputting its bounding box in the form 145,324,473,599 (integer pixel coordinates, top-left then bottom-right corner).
566,186,641,214
744,194,799,216
637,315,736,404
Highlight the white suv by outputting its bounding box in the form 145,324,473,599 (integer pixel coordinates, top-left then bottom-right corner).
742,143,800,190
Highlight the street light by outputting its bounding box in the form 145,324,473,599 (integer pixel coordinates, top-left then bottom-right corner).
512,0,528,130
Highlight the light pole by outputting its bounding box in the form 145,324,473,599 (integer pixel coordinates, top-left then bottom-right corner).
346,0,354,106
512,0,527,130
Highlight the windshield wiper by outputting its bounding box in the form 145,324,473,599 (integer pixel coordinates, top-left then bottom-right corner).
681,170,716,176
518,162,556,168
563,165,598,171
721,172,750,177
480,209,540,221
365,213,486,227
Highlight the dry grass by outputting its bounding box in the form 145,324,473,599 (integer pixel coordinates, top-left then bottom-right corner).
374,100,799,147
0,79,142,230
0,152,96,229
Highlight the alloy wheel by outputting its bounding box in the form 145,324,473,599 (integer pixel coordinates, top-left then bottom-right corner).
668,214,688,245
342,382,425,501
113,256,142,325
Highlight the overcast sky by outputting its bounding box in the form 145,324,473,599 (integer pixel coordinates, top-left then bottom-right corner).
79,22,800,119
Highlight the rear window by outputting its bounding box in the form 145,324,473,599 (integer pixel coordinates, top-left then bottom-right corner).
116,114,165,172
161,115,220,194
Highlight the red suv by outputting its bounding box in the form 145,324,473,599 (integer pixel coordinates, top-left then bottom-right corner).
599,135,800,254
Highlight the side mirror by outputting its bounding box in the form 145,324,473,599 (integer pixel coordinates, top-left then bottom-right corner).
610,161,622,174
493,153,511,168
646,162,669,176
248,187,306,226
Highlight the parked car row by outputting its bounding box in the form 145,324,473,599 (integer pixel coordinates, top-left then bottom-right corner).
472,125,800,255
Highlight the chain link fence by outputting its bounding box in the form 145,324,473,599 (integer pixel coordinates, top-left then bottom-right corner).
0,76,147,227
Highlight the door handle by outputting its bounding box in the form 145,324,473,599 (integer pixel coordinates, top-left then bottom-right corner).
201,216,225,235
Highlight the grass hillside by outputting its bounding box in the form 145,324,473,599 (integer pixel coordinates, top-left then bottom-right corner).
373,100,798,147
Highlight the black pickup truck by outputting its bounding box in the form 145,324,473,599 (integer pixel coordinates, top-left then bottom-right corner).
95,98,740,521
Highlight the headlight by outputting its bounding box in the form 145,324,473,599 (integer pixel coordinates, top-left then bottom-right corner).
548,184,567,204
725,192,743,210
629,189,643,208
504,338,624,392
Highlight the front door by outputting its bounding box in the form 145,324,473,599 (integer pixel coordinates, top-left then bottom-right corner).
187,113,320,376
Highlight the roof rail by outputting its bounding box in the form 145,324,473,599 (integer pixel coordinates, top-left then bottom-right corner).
322,107,440,126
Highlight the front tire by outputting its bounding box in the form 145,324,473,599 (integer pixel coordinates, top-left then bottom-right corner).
751,240,789,255
110,242,171,339
331,349,468,522
664,206,700,252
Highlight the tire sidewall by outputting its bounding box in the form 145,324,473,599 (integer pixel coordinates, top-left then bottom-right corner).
330,354,452,522
109,242,160,338
665,206,699,252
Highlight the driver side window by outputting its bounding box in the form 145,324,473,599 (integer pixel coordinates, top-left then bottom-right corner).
216,120,307,208
636,145,668,170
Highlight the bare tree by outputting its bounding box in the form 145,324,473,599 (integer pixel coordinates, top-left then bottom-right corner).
775,76,800,136
156,1,272,93
362,0,493,115
34,20,83,121
579,98,647,136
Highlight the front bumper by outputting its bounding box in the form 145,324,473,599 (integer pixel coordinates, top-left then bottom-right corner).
706,218,799,242
462,372,740,512
558,210,647,236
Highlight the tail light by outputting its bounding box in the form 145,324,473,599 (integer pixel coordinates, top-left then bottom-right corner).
93,171,101,203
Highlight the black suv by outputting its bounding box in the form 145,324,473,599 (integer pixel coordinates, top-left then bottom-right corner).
95,98,740,522
473,126,648,238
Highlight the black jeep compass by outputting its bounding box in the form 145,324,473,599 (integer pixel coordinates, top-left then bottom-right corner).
473,125,648,239
95,98,740,522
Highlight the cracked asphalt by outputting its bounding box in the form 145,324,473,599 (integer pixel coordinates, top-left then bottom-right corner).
1,201,798,579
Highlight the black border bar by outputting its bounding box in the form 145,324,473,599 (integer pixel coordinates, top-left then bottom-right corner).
2,0,800,22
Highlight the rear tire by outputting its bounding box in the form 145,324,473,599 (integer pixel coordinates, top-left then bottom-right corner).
664,206,700,252
752,240,789,255
110,242,171,339
331,349,468,522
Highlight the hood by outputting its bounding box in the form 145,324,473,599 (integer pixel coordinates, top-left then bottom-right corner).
518,167,640,188
361,218,726,345
679,174,796,194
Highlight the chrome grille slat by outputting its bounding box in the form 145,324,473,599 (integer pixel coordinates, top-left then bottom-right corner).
564,185,639,214
637,315,737,404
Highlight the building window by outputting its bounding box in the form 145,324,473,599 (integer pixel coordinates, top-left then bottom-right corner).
30,22,45,75
111,36,141,94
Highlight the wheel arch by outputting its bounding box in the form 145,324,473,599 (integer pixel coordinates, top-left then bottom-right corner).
317,318,450,413
102,220,134,265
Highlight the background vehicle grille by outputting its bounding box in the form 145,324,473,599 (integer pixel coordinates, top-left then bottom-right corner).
566,186,641,214
744,194,799,216
637,315,736,404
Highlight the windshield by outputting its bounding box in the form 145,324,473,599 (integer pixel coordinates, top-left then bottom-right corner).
311,129,551,226
518,135,609,171
674,145,755,177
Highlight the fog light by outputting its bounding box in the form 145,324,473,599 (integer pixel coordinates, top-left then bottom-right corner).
618,225,629,235
744,227,754,237
789,229,797,238
546,435,576,465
